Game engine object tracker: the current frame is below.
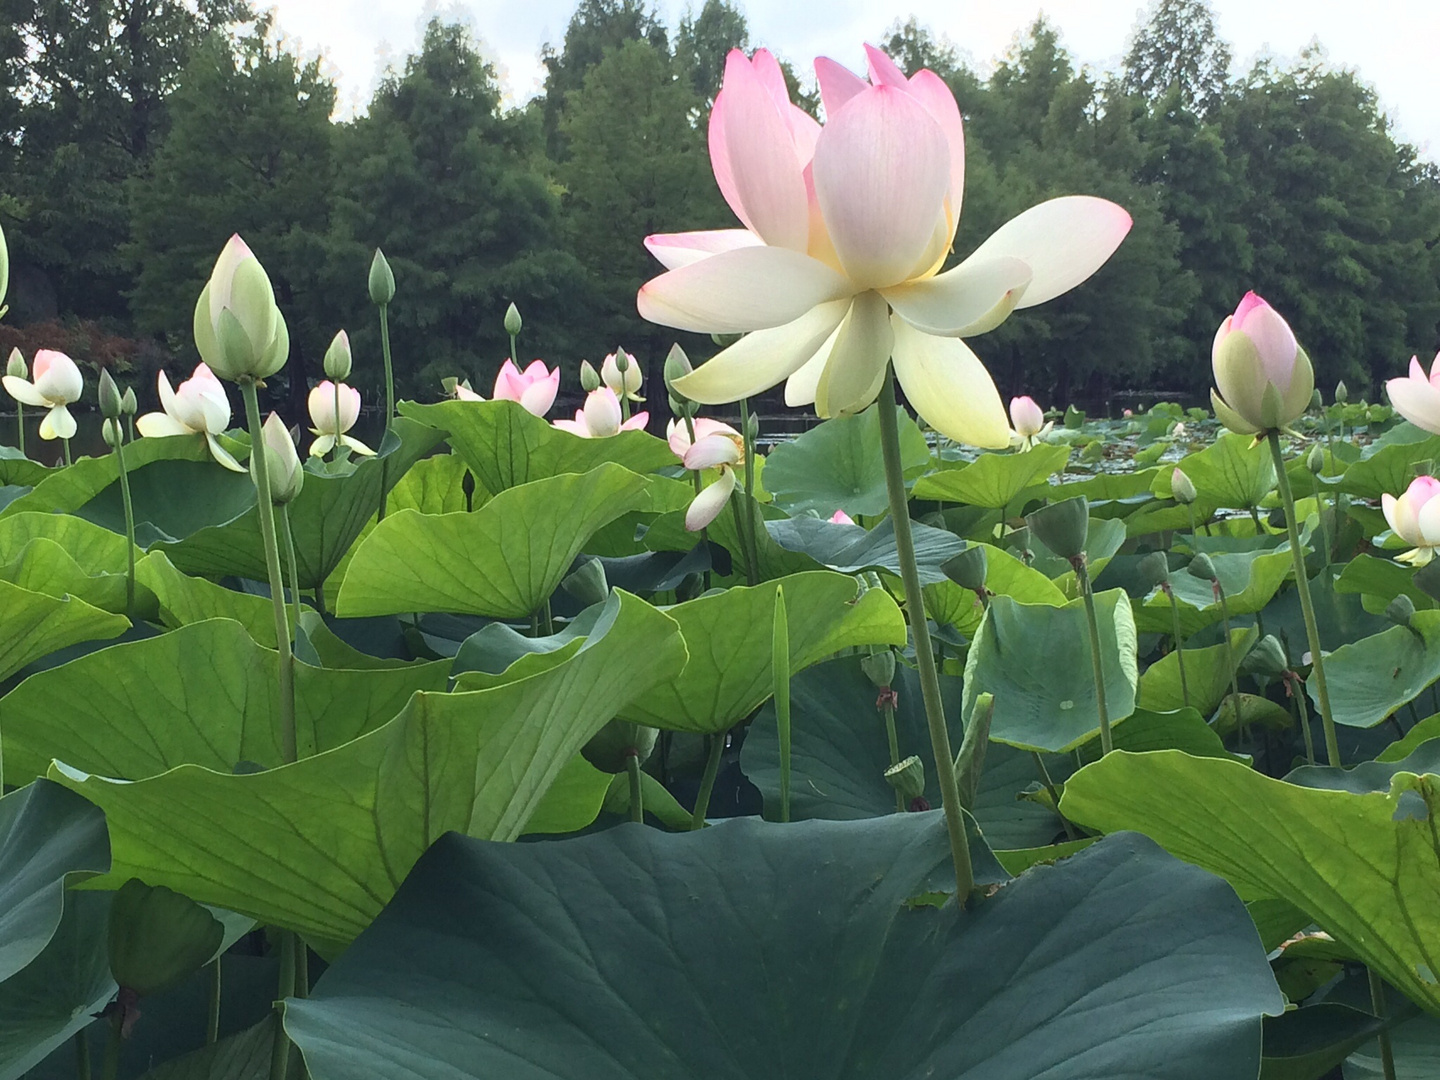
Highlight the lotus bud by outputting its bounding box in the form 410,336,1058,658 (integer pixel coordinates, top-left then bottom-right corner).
98,369,123,420
561,557,608,607
1335,380,1348,404
581,718,659,774
255,411,303,504
1026,496,1090,561
884,755,926,801
1385,594,1417,629
1171,467,1198,505
1241,634,1287,679
1310,389,1323,411
368,248,395,306
323,330,352,380
861,648,896,689
663,344,692,396
941,545,988,593
1187,552,1218,582
1211,292,1314,434
192,235,289,382
745,410,759,442
614,348,630,373
1306,444,1325,475
108,879,223,998
503,302,522,336
121,387,137,416
102,417,122,448
6,348,23,378
710,332,742,348
1137,550,1170,590
579,360,601,393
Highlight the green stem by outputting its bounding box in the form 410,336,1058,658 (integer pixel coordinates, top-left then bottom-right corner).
377,304,394,522
268,931,296,1080
100,1018,120,1080
1185,503,1197,540
1368,967,1398,1080
313,581,326,618
279,505,302,647
15,402,23,455
75,1028,91,1080
1291,673,1316,767
1267,431,1340,766
1311,472,1332,573
294,940,309,1000
1164,584,1190,710
626,753,644,824
690,732,725,830
1074,557,1113,755
1032,752,1079,840
728,497,758,586
207,957,222,1044
62,435,72,466
240,380,297,764
542,597,554,636
331,381,342,464
1215,583,1243,738
877,366,973,902
113,430,136,621
882,697,903,814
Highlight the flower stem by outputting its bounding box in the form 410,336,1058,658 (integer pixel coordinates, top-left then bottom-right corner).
100,1017,120,1080
207,958,221,1044
877,366,973,903
112,429,137,621
331,381,342,463
1214,581,1243,737
1163,583,1190,710
294,939,309,999
62,436,72,466
268,931,295,1080
626,753,644,824
773,585,791,823
239,380,297,764
15,402,23,455
1074,556,1113,755
1311,472,1332,573
882,694,903,813
74,1028,91,1080
377,304,394,522
1267,430,1340,766
690,731,725,830
279,505,302,647
1290,671,1316,767
1368,967,1398,1080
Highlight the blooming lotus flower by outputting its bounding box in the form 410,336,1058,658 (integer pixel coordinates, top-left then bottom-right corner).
1009,395,1052,450
493,359,560,416
601,349,643,402
193,235,289,382
666,416,742,458
640,46,1131,448
136,363,245,471
553,388,649,438
1385,352,1440,435
3,349,83,440
829,509,856,525
1382,476,1440,565
666,417,745,530
308,380,374,457
1211,291,1313,435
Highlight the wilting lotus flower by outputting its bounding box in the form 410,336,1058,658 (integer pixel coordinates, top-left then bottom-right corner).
308,380,374,457
1382,476,1440,565
136,363,244,471
640,46,1131,447
601,349,644,402
1385,352,1440,435
193,235,289,383
1009,395,1051,450
667,417,745,530
493,359,560,416
3,349,83,440
1211,291,1313,435
255,411,304,504
554,388,649,438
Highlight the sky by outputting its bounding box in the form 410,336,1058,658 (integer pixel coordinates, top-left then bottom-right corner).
262,0,1439,159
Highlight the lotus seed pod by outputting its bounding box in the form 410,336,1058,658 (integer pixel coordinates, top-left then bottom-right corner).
1242,634,1287,678
1136,550,1170,590
581,718,659,774
1188,552,1218,582
579,360,601,393
98,369,122,420
884,756,926,801
1171,467,1198,505
1026,496,1090,561
368,248,395,306
861,648,896,688
323,330,352,381
1306,444,1325,474
503,302,522,336
561,557,608,607
614,347,630,373
941,545,988,593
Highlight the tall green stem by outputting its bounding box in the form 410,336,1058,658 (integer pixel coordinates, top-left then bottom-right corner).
1215,582,1243,736
877,366,973,902
100,1019,120,1080
62,436,72,466
268,931,296,1080
239,381,297,764
112,430,137,620
882,694,903,813
279,505,302,646
75,1028,91,1080
1290,671,1316,767
207,958,222,1045
1311,472,1332,573
626,754,644,824
690,732,725,830
1163,584,1190,709
1368,967,1398,1080
15,402,23,455
1074,557,1113,756
773,585,791,823
377,304,394,522
1267,431,1340,766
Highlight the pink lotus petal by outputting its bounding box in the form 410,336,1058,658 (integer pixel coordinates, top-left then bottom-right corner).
1010,395,1045,437
863,43,908,88
637,245,850,334
621,411,650,432
1232,291,1267,328
682,432,743,471
686,468,737,531
829,509,855,525
814,56,868,116
519,369,559,417
906,68,966,220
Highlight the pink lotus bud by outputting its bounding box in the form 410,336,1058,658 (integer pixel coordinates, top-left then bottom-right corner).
1211,291,1314,434
492,359,559,417
1009,396,1045,438
829,509,856,525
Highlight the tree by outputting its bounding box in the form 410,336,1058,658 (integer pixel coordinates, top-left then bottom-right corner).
1122,0,1231,119
674,0,748,104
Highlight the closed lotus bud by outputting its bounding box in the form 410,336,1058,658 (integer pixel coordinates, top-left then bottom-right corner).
323,330,352,380
710,332,742,348
254,411,303,504
941,545,988,593
98,369,122,420
579,360,601,393
1310,389,1323,411
1171,467,1198,505
884,755,926,801
503,302,522,336
1241,634,1287,678
121,386,137,416
6,347,23,378
109,879,223,998
1385,594,1417,629
1137,550,1170,590
1211,292,1314,434
102,417,122,448
614,348,630,373
663,343,692,395
745,410,759,442
1335,380,1349,404
1188,552,1218,582
581,718,658,774
368,248,395,306
561,557,608,607
193,235,289,382
1026,496,1090,560
1306,444,1325,474
861,648,896,688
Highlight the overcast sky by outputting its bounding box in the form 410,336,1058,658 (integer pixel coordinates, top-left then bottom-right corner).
262,0,1438,159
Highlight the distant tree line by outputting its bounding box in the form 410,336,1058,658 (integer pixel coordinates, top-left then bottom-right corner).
1,0,1437,416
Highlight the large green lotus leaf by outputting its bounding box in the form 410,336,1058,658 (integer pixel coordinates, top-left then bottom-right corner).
152,417,445,589
764,515,964,586
1338,434,1440,500
1074,707,1240,764
335,464,664,618
912,443,1071,508
0,781,109,984
0,891,114,1080
0,435,216,520
1260,1004,1387,1080
3,619,448,783
641,491,815,582
134,1014,277,1080
135,552,281,646
520,755,613,836
0,536,135,614
451,601,607,678
962,589,1139,753
285,821,1282,1080
52,592,686,946
1285,741,1440,795
1379,715,1440,762
0,510,134,573
0,579,129,683
618,571,906,733
1336,553,1436,614
1158,433,1276,510
75,457,255,546
1133,546,1294,636
923,543,1067,637
1029,515,1128,585
1310,613,1440,729
1137,627,1259,718
400,399,677,492
0,446,50,488
1060,749,1440,1013
740,655,1068,849
1345,1011,1440,1079
762,405,930,516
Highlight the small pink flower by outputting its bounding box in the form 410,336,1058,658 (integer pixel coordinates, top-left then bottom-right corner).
492,359,559,417
136,362,244,471
1382,475,1440,565
1211,291,1313,433
553,388,649,438
2,348,83,441
1008,395,1051,449
666,417,745,530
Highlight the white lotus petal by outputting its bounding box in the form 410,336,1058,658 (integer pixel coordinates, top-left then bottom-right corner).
815,292,893,418
136,413,192,438
205,432,246,473
2,376,48,407
644,230,765,270
686,468,737,532
882,256,1032,337
890,318,1010,449
638,246,850,335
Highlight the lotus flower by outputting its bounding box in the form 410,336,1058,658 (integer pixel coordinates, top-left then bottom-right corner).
1385,352,1440,435
639,46,1131,447
666,418,745,530
1009,395,1052,450
829,509,856,525
1382,476,1440,565
193,235,289,383
601,349,643,402
308,380,374,457
1211,291,1313,435
493,359,560,416
3,349,83,440
554,388,649,438
255,411,303,504
453,379,483,401
135,363,244,471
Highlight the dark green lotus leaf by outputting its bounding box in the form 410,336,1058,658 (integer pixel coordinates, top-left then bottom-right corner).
1133,546,1294,636
0,434,216,520
1285,740,1440,794
763,405,930,516
962,589,1138,752
0,579,129,683
0,446,49,488
135,1014,276,1080
400,398,677,492
76,457,255,545
1335,553,1435,613
1075,707,1241,765
913,442,1071,509
285,820,1282,1080
0,781,109,984
451,601,606,678
3,619,448,783
108,880,223,997
1337,432,1440,500
135,552,281,645
0,537,138,614
1060,749,1440,1013
1379,714,1440,762
1259,1004,1386,1080
520,755,613,836
1309,613,1440,729
1137,627,1259,718
764,514,964,586
52,592,687,947
1344,1010,1440,1079
0,510,135,574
